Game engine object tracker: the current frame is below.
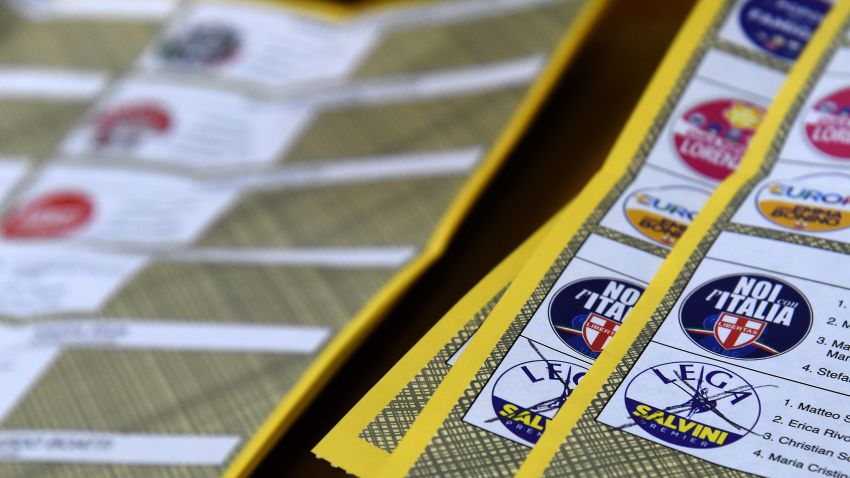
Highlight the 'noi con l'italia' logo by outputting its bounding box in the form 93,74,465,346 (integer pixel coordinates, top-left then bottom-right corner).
679,274,812,360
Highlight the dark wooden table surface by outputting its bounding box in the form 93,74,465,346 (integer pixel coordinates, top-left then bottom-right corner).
255,0,696,475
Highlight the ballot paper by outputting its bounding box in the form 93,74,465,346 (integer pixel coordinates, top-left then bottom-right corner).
518,2,850,477
0,0,600,476
314,216,553,477
376,0,834,476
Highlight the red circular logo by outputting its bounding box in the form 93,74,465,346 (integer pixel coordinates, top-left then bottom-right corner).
672,99,765,181
3,191,94,238
804,87,850,159
94,103,172,149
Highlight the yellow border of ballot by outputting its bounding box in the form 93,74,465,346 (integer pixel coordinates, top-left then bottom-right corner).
224,0,610,476
518,1,850,475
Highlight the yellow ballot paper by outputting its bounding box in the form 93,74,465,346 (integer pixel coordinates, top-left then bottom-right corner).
0,0,603,477
379,0,833,476
519,2,850,477
315,216,555,476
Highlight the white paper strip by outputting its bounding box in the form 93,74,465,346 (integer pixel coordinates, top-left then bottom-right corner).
156,246,418,269
7,0,177,21
358,0,559,31
27,320,331,354
225,147,483,191
0,431,239,466
306,54,545,109
0,68,108,100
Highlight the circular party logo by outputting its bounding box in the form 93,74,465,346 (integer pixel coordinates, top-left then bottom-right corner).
756,173,850,232
490,359,587,445
679,274,811,359
672,99,765,181
805,87,850,159
94,102,172,150
159,23,241,67
738,0,829,60
623,185,711,247
624,361,761,449
2,191,93,238
549,278,645,359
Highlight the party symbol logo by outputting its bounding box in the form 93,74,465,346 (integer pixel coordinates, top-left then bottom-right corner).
549,278,645,359
93,102,172,151
2,191,93,238
738,0,829,60
623,185,711,246
624,361,762,449
673,99,765,181
679,274,812,359
158,23,241,67
489,359,587,445
805,87,850,159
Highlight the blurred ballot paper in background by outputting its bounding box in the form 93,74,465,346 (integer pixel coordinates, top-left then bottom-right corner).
0,0,609,477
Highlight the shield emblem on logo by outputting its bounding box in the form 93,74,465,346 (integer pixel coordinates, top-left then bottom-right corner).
581,313,620,352
713,312,766,350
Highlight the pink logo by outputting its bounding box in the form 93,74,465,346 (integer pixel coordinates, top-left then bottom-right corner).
673,99,764,181
805,87,850,159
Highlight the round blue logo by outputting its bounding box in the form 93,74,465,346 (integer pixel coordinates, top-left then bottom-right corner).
738,0,829,60
679,274,812,360
624,361,762,449
549,278,645,360
490,359,586,445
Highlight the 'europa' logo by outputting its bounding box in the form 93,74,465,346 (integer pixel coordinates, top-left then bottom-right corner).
756,173,850,232
738,0,829,61
679,274,812,359
158,23,241,67
490,359,587,445
623,185,710,246
672,99,764,181
805,87,850,159
549,278,645,359
624,361,762,449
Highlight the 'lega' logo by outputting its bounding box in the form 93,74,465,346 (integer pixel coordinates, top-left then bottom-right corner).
623,185,710,247
756,172,850,232
672,99,764,181
679,274,812,359
490,359,587,445
549,278,645,360
738,0,829,61
625,361,762,449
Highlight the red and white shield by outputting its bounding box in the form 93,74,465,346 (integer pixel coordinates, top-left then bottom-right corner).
713,312,766,350
582,313,620,353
